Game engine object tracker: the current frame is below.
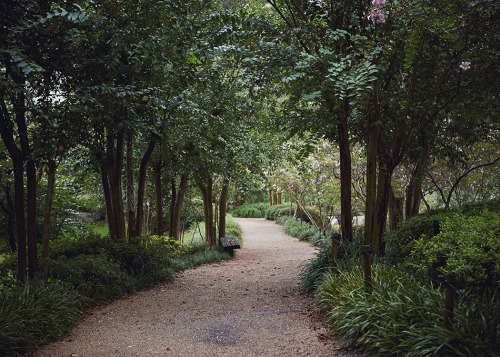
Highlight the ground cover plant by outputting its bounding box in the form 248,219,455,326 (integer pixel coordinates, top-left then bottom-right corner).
0,217,241,356
272,202,500,356
231,202,269,218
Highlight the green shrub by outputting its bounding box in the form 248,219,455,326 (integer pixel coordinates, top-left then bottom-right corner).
265,203,329,228
384,198,500,264
316,264,500,356
232,205,262,218
0,219,242,355
265,203,296,220
407,209,500,291
225,215,242,240
300,223,364,292
46,253,129,304
231,202,269,218
0,280,81,356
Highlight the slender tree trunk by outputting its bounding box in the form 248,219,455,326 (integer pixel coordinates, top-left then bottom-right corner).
15,92,38,278
365,109,379,245
154,160,163,235
373,157,393,251
338,101,353,241
389,186,404,231
171,174,188,240
197,175,215,249
219,177,230,238
1,77,28,281
0,187,17,252
101,162,116,239
110,130,126,241
269,188,273,206
169,178,176,237
41,158,56,268
405,140,432,219
134,139,157,240
126,134,136,241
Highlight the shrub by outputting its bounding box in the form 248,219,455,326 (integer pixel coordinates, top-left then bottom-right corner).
265,203,329,226
225,215,242,239
265,203,296,220
46,253,129,304
231,202,269,218
0,219,241,355
0,280,81,356
232,205,263,218
315,263,500,356
407,209,500,291
384,198,500,264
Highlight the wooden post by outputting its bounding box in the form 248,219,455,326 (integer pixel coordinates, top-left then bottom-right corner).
363,245,372,291
444,274,456,328
331,233,340,267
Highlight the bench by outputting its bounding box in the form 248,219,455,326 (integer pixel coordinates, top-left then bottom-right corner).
219,236,241,255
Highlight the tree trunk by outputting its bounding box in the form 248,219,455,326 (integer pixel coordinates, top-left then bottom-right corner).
405,141,432,219
269,188,273,206
1,77,28,281
110,129,126,241
171,174,188,240
14,92,38,278
373,157,393,252
338,102,353,242
0,187,17,252
198,175,215,249
154,160,163,235
219,177,230,238
389,186,404,231
126,134,136,241
101,162,116,239
169,178,176,237
134,139,157,240
41,158,56,268
365,109,379,245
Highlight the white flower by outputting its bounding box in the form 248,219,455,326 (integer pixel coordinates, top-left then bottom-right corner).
459,61,471,70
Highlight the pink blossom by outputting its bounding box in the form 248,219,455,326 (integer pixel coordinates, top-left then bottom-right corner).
460,61,471,70
372,0,386,7
369,9,389,24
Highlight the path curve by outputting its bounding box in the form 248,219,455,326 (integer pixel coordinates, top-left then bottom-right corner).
27,218,356,356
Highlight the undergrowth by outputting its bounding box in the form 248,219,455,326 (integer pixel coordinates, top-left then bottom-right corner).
0,218,239,356
274,204,500,356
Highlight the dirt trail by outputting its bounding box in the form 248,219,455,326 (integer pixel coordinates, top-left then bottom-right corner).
28,218,357,357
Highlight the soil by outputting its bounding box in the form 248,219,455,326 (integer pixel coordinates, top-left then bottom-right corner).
26,218,360,357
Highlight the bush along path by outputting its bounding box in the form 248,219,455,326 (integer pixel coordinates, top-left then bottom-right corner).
25,218,357,357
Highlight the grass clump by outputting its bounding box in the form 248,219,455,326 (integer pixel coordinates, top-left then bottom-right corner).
303,199,500,356
0,280,81,356
316,263,500,356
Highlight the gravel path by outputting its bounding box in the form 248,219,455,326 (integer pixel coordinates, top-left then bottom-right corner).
27,218,358,357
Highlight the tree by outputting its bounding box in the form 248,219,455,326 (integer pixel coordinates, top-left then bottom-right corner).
0,0,86,280
363,0,499,249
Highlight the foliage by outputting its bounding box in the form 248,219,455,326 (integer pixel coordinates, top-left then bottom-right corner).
265,203,295,221
231,202,269,218
0,280,81,356
0,217,240,355
315,264,500,357
408,209,500,292
384,199,500,264
224,214,242,240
